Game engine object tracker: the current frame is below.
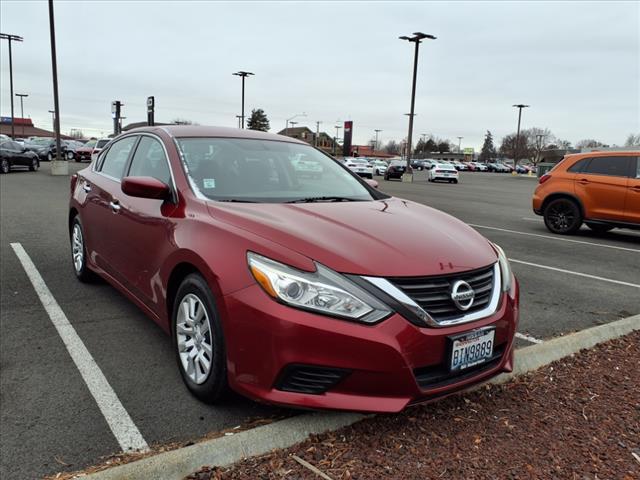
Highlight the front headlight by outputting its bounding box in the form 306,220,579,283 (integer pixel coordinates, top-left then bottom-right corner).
247,252,391,324
492,243,512,292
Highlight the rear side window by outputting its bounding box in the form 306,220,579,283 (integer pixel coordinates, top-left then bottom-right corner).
582,156,631,177
99,136,138,180
127,136,171,185
567,158,590,173
635,157,640,178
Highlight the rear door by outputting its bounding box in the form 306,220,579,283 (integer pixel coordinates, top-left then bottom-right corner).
574,156,631,221
81,135,139,279
624,156,640,224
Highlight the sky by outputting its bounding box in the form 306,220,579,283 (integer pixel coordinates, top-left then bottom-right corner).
0,1,638,150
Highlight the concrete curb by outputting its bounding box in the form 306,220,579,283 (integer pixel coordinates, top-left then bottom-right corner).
86,314,639,480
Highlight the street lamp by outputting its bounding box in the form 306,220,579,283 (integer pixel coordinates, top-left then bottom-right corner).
285,112,306,136
48,110,55,130
399,32,436,176
47,0,66,174
15,93,28,137
512,104,529,167
232,71,254,129
374,129,382,151
334,125,342,156
457,136,463,153
0,33,24,139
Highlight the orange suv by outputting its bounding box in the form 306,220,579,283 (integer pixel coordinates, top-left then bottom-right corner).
532,151,640,234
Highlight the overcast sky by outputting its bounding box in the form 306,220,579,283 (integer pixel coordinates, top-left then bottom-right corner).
1,1,638,149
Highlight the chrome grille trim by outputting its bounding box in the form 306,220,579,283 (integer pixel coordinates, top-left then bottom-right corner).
362,263,501,328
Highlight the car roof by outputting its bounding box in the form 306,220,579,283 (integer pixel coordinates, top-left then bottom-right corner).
564,150,640,159
126,125,308,145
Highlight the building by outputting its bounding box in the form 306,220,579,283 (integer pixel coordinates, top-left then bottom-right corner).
0,117,72,139
349,144,395,159
278,126,340,155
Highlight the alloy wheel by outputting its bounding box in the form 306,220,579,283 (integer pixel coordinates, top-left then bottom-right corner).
1,159,9,173
176,293,213,385
72,224,84,273
545,199,580,233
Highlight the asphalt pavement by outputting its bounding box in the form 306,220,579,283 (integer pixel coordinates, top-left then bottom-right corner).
1,163,638,479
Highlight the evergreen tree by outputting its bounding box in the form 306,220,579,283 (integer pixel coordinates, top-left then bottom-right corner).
246,109,270,132
479,130,497,162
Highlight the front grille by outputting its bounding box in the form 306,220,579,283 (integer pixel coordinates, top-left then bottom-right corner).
414,343,505,390
388,264,495,322
275,365,351,395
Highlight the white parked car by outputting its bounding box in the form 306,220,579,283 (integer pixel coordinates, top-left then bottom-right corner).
428,163,459,183
344,157,374,179
91,138,111,162
473,162,489,172
372,160,388,176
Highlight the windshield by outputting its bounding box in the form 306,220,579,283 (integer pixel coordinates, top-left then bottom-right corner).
84,140,97,148
96,139,110,148
176,138,385,203
28,138,52,146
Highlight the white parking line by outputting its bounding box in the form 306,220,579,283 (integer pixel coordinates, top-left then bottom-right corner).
10,242,149,453
509,257,640,289
515,332,543,344
468,223,640,253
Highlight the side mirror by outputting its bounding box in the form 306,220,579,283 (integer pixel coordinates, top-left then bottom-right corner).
365,178,379,189
121,176,170,200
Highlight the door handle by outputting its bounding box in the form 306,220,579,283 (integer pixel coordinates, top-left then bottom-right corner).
631,185,640,192
109,200,121,213
577,178,590,185
83,184,91,193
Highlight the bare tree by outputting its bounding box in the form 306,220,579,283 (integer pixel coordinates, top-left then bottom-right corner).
625,133,640,147
575,139,606,149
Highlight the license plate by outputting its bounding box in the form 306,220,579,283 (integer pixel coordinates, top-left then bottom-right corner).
449,328,495,372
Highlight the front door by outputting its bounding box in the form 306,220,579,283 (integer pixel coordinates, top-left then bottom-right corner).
574,156,631,222
624,156,640,224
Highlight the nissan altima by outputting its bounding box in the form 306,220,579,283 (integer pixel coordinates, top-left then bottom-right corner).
69,126,519,412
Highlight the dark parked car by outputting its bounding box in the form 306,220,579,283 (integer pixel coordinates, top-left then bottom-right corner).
25,137,70,161
0,140,40,173
69,125,518,412
384,160,411,180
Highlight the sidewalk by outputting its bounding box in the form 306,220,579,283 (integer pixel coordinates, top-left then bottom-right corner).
188,330,640,480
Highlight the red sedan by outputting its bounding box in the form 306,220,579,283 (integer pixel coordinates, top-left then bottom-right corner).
69,126,518,412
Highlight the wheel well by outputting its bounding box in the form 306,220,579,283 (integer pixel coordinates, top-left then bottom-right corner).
166,263,201,321
541,193,584,217
68,208,78,235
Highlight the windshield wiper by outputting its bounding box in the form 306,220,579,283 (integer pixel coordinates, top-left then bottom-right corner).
215,199,259,203
287,196,359,203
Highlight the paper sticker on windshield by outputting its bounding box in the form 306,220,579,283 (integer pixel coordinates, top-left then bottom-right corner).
203,178,216,189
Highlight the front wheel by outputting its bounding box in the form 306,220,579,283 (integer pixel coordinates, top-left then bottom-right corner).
29,157,39,171
543,198,582,234
0,159,9,174
173,274,228,403
586,222,614,234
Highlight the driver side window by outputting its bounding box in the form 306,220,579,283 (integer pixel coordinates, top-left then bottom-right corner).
99,136,138,180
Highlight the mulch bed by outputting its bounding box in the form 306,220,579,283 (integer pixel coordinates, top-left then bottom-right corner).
188,330,640,480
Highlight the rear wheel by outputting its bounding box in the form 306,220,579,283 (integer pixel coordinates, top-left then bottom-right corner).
173,274,228,403
71,216,97,282
586,222,614,234
543,198,582,234
0,159,9,174
453,179,458,184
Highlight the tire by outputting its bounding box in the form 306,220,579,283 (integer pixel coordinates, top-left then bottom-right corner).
172,273,228,403
0,159,9,174
543,198,582,234
586,222,614,234
70,216,97,282
29,157,39,171
384,175,389,181
67,151,74,160
453,179,458,184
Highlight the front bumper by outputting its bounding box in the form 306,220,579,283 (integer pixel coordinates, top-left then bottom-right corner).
220,280,519,412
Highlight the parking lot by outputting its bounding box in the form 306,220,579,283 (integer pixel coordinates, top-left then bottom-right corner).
1,163,638,479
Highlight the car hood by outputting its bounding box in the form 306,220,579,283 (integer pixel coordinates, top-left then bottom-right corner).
207,197,497,277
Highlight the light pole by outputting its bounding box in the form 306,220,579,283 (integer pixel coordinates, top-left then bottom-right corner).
374,129,382,151
399,32,436,177
315,121,322,147
48,110,55,130
289,121,298,134
285,112,306,136
47,0,66,174
457,136,463,153
15,93,28,137
232,71,254,129
236,115,242,128
334,125,342,156
513,104,529,167
0,33,23,139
